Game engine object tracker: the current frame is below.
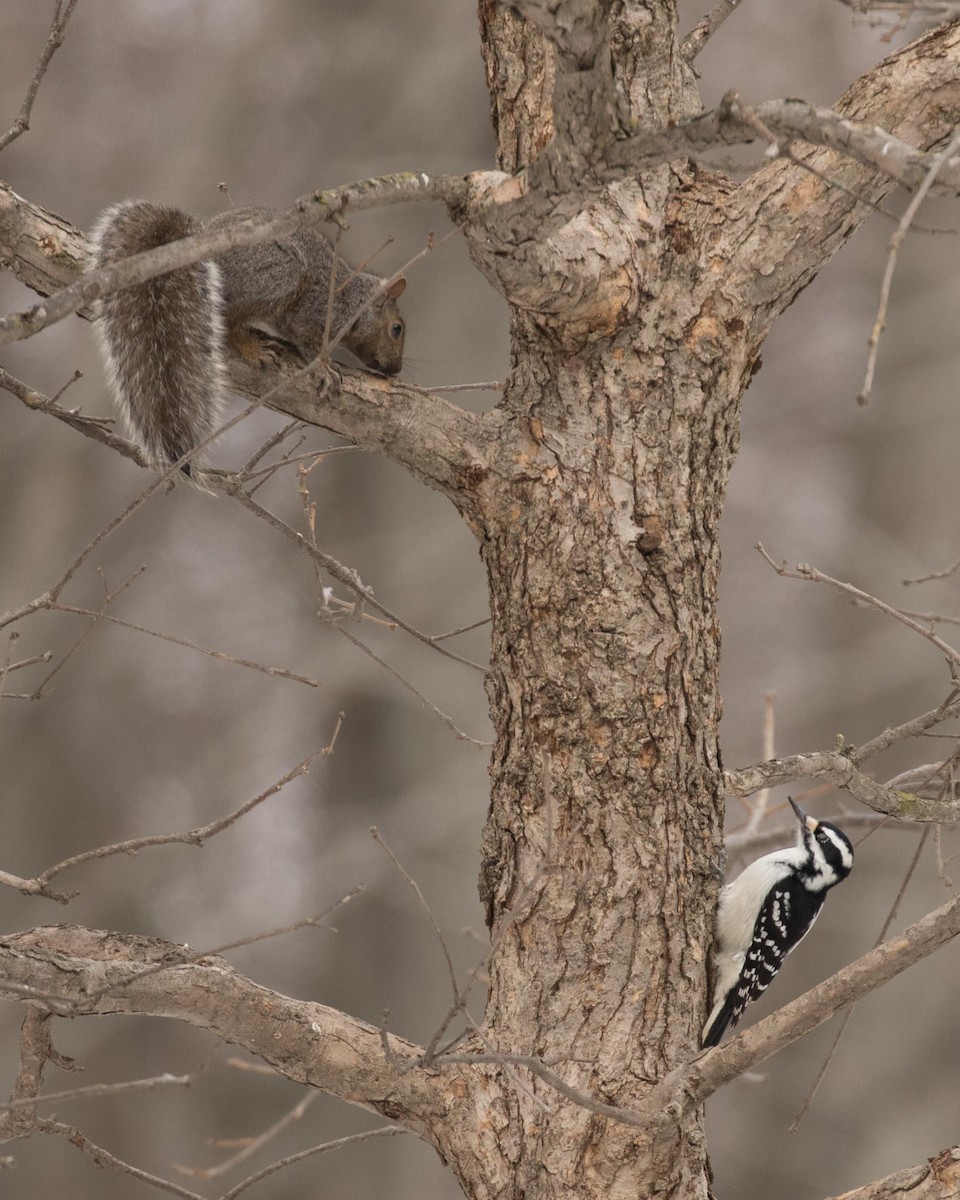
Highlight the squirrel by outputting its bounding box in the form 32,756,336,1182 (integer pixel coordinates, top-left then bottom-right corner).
90,200,406,479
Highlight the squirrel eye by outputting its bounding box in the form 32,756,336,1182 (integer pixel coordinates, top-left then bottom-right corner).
391,322,403,339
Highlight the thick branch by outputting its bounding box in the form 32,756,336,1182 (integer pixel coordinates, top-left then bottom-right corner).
824,1147,960,1200
722,21,960,335
225,355,496,506
0,926,456,1142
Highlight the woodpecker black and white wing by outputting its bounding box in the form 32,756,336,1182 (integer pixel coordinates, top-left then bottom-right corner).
702,875,825,1048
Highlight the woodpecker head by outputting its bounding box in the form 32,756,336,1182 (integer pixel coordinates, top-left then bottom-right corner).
788,797,854,891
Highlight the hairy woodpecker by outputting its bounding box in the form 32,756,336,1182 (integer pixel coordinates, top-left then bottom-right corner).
702,798,854,1048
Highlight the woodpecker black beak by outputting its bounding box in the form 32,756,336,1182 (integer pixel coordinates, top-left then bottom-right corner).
788,796,819,833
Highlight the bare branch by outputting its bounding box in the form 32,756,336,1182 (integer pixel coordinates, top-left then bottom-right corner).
76,891,362,1012
336,625,490,745
0,401,262,633
0,0,81,152
230,487,488,673
0,1008,64,1140
757,544,960,673
724,738,960,823
52,602,321,689
0,1069,197,1115
822,1145,960,1200
176,1089,320,1180
0,926,450,1135
0,745,332,900
836,0,960,13
605,92,960,190
371,827,463,1011
221,355,494,503
680,0,746,61
221,1125,409,1200
0,366,146,465
858,125,960,405
36,1119,205,1200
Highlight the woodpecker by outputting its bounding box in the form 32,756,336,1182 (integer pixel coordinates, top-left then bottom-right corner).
702,798,854,1048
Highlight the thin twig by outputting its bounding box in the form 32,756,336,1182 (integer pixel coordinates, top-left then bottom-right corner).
52,602,320,688
0,0,81,152
327,225,462,361
743,691,777,834
337,625,490,746
0,736,338,900
0,367,145,464
230,488,487,673
425,616,491,644
241,418,306,473
371,827,461,1006
176,1091,319,1180
293,468,488,743
30,566,146,698
221,1126,409,1200
0,1070,198,1114
858,126,960,405
38,1119,205,1200
756,544,960,672
903,553,960,586
0,401,262,633
419,381,504,394
70,886,363,1012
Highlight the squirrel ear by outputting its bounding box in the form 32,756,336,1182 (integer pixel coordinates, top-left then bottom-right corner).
384,276,406,299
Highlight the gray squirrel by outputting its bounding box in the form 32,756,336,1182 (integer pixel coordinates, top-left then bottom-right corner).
90,200,406,478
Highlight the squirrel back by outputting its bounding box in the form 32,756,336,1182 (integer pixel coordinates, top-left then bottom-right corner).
90,201,406,479
206,207,406,376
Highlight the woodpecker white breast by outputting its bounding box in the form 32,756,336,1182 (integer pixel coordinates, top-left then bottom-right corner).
701,798,854,1048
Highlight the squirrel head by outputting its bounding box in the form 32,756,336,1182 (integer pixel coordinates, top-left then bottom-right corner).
346,276,406,376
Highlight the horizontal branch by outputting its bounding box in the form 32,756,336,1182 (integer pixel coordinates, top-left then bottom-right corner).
724,748,960,822
646,891,960,1123
725,696,960,820
605,93,960,190
0,925,454,1140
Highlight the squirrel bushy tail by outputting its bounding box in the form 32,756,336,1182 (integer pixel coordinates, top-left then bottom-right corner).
91,200,227,477
90,200,406,482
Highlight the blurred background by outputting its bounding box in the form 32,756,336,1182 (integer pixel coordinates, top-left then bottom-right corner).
1,1,959,1197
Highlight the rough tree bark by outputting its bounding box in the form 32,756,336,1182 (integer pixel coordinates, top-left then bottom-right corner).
5,5,960,1200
